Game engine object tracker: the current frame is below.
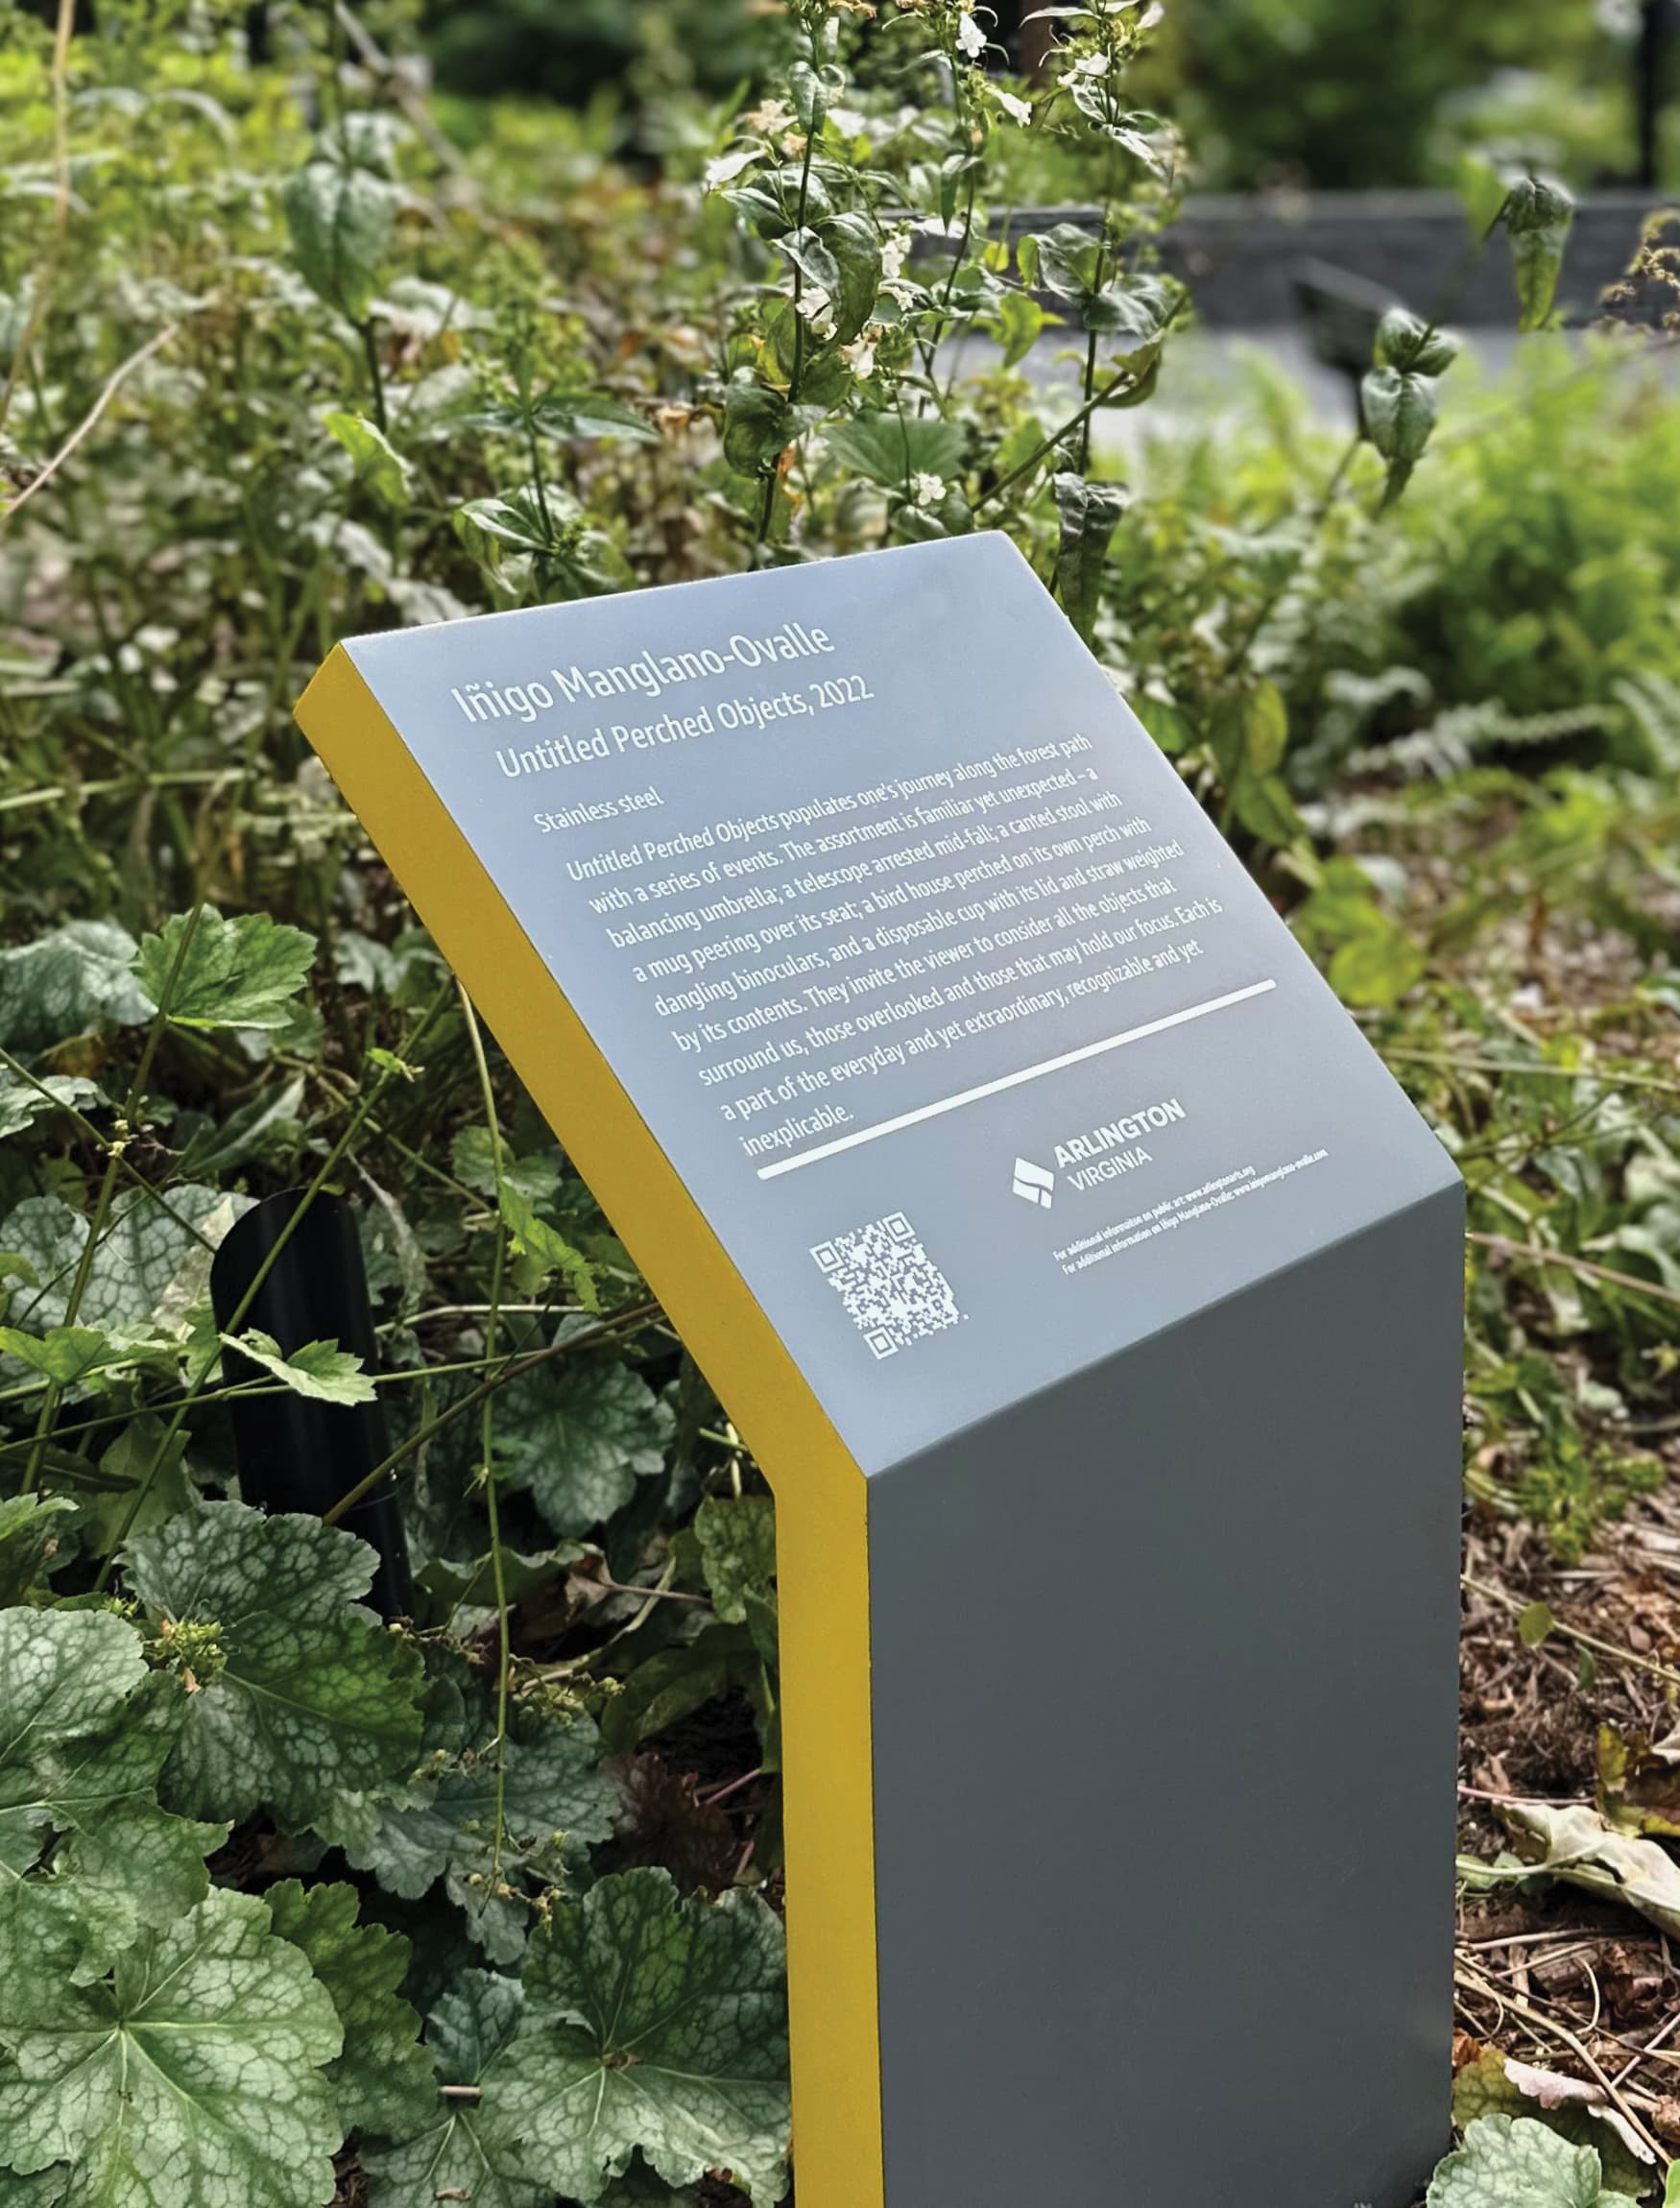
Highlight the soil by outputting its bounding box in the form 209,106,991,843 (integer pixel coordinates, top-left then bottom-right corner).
1455,1467,1680,2167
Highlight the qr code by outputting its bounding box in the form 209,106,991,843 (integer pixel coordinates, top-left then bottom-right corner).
810,1212,963,1360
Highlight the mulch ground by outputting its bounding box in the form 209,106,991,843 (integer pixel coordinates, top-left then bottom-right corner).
1456,1462,1680,2170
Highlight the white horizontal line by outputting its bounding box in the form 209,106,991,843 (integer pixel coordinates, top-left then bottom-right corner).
755,978,1279,1180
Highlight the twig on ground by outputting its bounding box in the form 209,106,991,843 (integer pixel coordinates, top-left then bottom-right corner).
1469,1231,1680,1314
1611,2006,1680,2092
1464,1572,1680,1695
1454,1956,1666,2160
2,324,180,524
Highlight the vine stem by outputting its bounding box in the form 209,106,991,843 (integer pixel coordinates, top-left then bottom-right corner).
21,903,206,1494
359,318,389,434
0,768,223,816
1376,1045,1680,1101
0,1338,609,1453
1462,1572,1680,1694
89,972,456,1587
1078,201,1116,476
460,987,514,1883
927,40,979,414
524,411,554,540
975,356,1146,510
1453,1955,1665,2164
0,1043,222,1256
323,1302,661,1528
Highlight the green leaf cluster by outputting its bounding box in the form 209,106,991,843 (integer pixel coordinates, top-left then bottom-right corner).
1,13,1675,2208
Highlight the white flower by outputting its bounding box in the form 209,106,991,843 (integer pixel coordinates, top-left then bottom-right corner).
842,336,877,378
879,229,913,283
704,146,760,191
741,97,794,133
796,284,837,340
911,471,946,506
994,88,1031,125
955,12,987,59
1069,50,1108,77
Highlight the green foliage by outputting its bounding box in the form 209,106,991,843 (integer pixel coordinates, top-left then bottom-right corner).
495,1356,674,1536
0,927,149,1055
324,412,413,514
344,1646,616,1961
0,1609,146,1765
0,1328,130,1387
423,0,765,108
1452,2051,1654,2198
0,1668,226,1982
0,1887,344,2208
126,1503,426,1834
223,1331,378,1405
1124,0,1637,193
134,909,317,1033
0,1075,99,1144
2,1185,244,1343
263,1880,436,2139
0,1611,222,1991
0,9,1674,2205
281,156,397,328
1503,175,1577,334
480,1868,790,2204
695,1494,777,1625
1294,859,1428,1011
0,1498,75,1608
496,1181,601,1311
1361,368,1443,505
361,1971,541,2208
1053,471,1129,643
460,390,659,446
1428,2116,1642,2208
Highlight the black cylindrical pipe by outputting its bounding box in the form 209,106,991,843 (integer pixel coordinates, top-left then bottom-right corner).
210,1188,413,1619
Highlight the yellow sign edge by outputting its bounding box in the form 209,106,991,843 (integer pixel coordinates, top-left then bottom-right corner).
295,644,884,2208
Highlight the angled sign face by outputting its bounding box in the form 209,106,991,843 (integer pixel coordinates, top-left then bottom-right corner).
299,534,1463,2208
303,535,1449,1471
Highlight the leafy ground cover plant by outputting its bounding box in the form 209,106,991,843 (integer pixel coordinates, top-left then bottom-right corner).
1,2,1678,2202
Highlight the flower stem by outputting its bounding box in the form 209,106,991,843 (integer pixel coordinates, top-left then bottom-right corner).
359,318,389,434
322,1300,661,1526
976,358,1145,509
460,988,514,1882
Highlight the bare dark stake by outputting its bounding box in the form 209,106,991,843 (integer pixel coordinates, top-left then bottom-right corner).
211,1189,413,1619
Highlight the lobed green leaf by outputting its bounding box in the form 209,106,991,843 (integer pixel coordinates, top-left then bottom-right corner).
264,1880,436,2140
0,1888,343,2208
223,1331,378,1406
479,1867,789,2206
1427,2116,1639,2208
125,1502,425,1836
133,909,317,1034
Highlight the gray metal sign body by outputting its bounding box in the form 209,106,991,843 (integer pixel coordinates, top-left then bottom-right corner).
320,533,1463,2203
870,1183,1463,2205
